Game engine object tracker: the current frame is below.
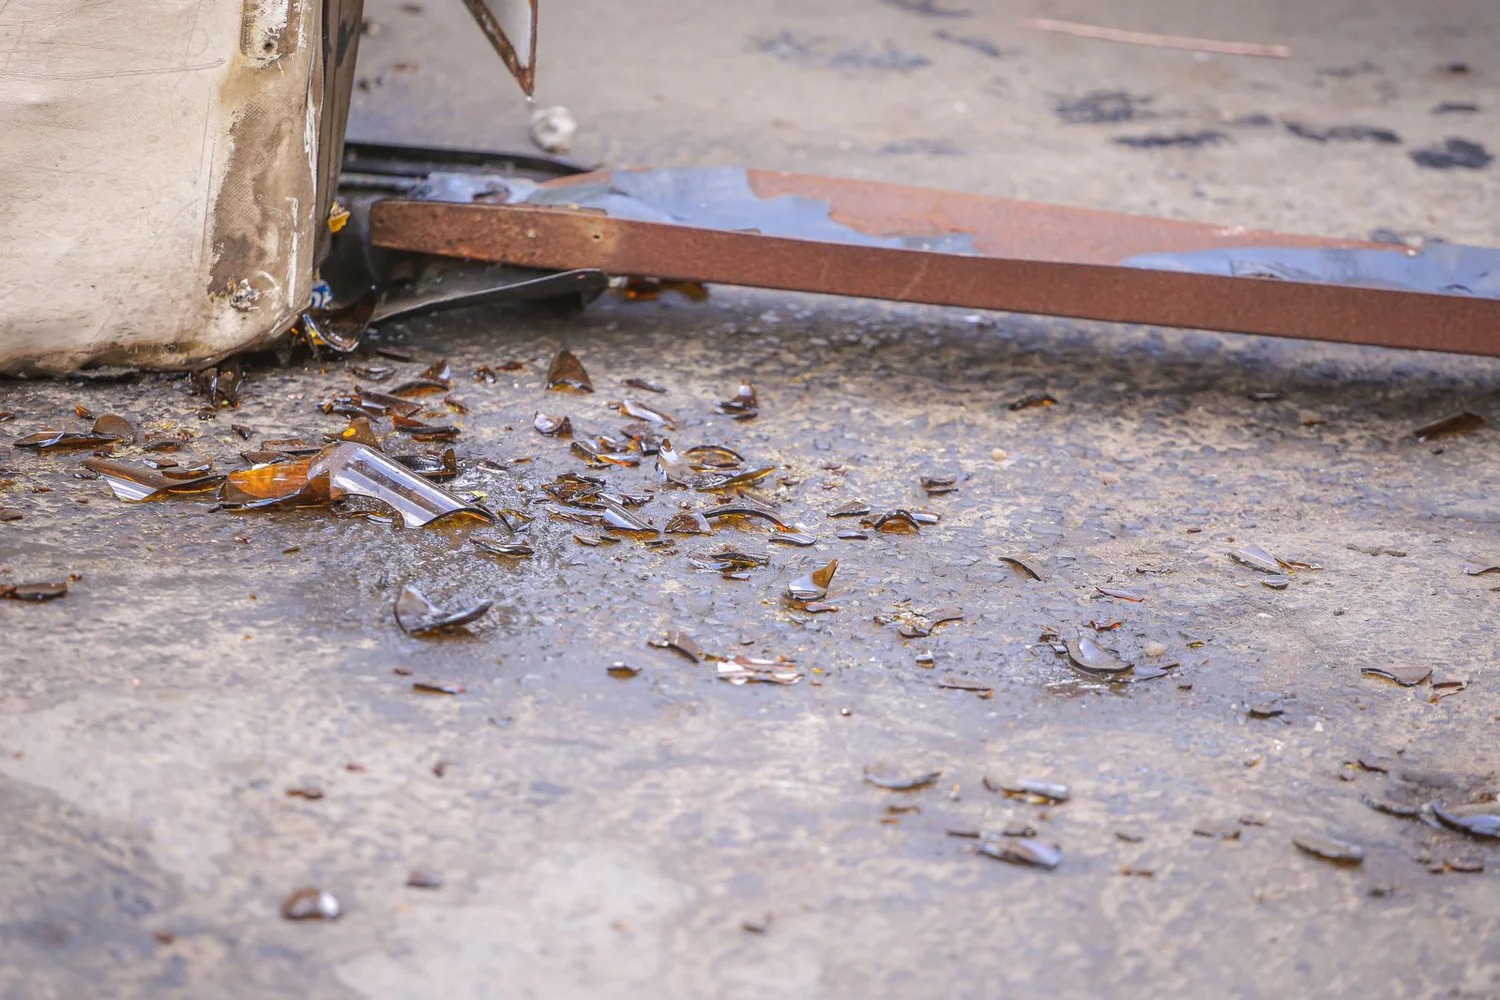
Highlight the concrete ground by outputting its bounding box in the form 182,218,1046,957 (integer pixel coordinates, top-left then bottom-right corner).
4,2,1500,997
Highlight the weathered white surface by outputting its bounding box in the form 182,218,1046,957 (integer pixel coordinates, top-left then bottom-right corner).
0,0,321,373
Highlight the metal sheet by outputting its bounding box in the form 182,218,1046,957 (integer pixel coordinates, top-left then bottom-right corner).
370,187,1500,357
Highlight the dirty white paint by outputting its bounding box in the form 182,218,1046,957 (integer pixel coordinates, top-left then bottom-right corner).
0,0,322,373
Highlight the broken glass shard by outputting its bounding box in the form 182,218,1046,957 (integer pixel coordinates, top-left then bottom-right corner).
623,377,667,394
395,585,492,636
1293,833,1365,864
683,445,745,469
1230,544,1282,573
1461,561,1500,576
862,766,941,791
81,458,224,502
1360,665,1431,687
221,443,493,527
392,414,460,442
1065,636,1130,674
1248,694,1287,718
716,380,759,420
613,398,677,428
978,837,1062,870
665,511,712,535
472,538,534,558
717,656,802,685
937,677,992,694
350,363,394,382
996,779,1070,803
546,349,594,392
533,411,573,437
393,448,459,481
1,581,69,601
607,662,642,678
330,416,383,449
1001,557,1041,581
1095,586,1144,602
768,528,817,546
705,497,790,530
1430,802,1500,839
1008,393,1057,411
828,500,871,518
920,474,958,495
788,559,838,601
649,630,704,662
1413,412,1484,442
281,888,341,921
869,510,921,534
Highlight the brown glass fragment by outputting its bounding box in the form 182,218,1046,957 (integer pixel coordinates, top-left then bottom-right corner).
869,510,921,534
412,681,466,695
350,364,394,382
705,497,790,530
406,869,443,889
1360,665,1431,687
81,458,224,502
1,581,69,601
222,443,490,527
683,444,745,469
921,474,958,495
1430,802,1500,839
607,662,642,678
393,448,459,481
649,630,705,662
472,538,534,558
716,656,802,685
613,398,677,428
621,276,710,302
302,292,377,353
937,677,992,695
1413,412,1484,442
863,766,941,791
1000,557,1042,581
1008,393,1057,411
1461,561,1500,576
665,511,712,535
534,411,573,437
13,417,129,452
396,585,491,636
1095,586,1145,602
788,559,838,601
546,349,593,392
623,377,667,394
1293,833,1364,864
768,529,817,546
828,500,871,518
191,360,241,409
716,380,759,420
978,837,1062,869
995,779,1069,803
1064,636,1130,675
281,887,341,921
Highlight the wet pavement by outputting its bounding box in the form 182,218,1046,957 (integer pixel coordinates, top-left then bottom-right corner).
5,1,1500,997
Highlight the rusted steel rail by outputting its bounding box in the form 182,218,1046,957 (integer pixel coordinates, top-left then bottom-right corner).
369,168,1500,357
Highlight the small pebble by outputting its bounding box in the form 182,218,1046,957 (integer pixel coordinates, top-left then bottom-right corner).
1142,641,1167,657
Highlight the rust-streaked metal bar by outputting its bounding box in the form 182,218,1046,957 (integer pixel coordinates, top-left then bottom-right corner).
370,200,1500,357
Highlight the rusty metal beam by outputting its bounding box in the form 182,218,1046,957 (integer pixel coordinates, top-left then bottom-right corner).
369,176,1500,357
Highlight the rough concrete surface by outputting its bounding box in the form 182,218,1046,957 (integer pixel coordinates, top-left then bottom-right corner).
4,2,1500,998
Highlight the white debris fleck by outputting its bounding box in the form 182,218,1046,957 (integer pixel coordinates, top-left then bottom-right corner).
529,105,578,154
